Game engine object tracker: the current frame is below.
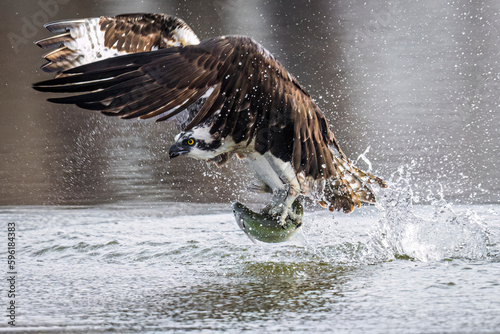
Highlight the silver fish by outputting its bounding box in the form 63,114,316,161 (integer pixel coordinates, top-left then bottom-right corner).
232,200,303,243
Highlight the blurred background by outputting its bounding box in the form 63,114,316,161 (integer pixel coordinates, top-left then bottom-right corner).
1,0,499,206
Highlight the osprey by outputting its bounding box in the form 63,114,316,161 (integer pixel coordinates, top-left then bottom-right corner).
33,13,386,226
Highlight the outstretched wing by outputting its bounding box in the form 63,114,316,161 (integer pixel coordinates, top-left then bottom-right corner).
35,13,200,74
33,35,344,180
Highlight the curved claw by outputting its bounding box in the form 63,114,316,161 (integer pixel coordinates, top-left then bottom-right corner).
261,199,303,226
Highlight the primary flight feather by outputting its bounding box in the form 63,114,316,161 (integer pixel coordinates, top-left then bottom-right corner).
33,13,386,226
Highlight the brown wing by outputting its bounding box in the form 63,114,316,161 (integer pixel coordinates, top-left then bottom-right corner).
35,13,200,74
97,13,200,51
33,36,342,180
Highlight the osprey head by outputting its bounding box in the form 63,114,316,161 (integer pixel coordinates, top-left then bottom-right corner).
168,128,223,160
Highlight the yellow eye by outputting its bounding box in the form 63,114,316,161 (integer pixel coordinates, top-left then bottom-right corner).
187,138,195,146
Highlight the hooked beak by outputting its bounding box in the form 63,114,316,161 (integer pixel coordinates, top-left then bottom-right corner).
169,144,189,159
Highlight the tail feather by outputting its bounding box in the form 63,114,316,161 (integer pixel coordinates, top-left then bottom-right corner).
315,155,386,213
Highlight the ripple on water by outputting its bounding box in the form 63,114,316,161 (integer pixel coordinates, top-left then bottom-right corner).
2,197,499,333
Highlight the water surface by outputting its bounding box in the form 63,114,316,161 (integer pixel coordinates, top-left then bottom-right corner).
1,195,499,333
1,0,499,332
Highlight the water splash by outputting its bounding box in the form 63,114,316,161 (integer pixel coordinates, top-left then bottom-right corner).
355,145,373,172
368,166,492,262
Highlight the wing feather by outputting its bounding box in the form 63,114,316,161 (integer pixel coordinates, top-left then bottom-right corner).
35,13,200,75
34,35,340,180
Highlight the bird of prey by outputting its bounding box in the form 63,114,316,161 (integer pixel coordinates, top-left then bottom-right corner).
33,13,386,227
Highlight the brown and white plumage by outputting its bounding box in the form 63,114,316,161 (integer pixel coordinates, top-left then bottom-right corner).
33,13,386,222
35,13,200,74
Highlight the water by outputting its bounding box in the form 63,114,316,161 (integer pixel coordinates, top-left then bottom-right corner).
1,0,500,332
1,192,499,333
1,0,499,205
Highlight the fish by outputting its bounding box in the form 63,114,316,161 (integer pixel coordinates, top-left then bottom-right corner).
232,200,303,243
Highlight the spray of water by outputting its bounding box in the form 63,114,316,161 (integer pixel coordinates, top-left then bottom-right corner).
355,146,373,173
368,165,492,262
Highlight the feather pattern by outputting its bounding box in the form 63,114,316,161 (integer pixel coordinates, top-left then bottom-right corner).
33,26,387,212
34,36,338,180
35,13,200,75
34,35,360,179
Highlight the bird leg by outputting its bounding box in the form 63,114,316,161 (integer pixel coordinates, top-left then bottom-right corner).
246,152,302,226
260,162,301,225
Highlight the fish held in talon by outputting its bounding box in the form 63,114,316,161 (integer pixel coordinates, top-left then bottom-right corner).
233,200,303,243
33,12,386,241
